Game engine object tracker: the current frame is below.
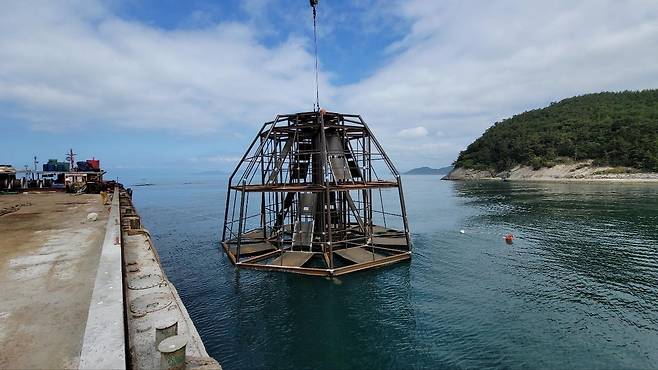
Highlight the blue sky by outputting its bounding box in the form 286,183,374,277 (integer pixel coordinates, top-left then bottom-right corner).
2,0,658,175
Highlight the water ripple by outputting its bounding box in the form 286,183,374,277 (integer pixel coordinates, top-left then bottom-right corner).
130,177,658,369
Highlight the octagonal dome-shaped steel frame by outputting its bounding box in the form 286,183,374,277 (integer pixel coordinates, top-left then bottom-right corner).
221,111,411,276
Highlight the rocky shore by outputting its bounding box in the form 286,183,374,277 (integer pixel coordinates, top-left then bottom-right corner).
443,161,658,182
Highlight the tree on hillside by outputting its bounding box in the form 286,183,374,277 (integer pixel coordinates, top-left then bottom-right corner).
454,90,658,172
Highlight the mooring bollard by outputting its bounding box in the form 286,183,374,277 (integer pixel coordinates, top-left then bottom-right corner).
158,335,188,370
130,217,141,229
155,317,178,348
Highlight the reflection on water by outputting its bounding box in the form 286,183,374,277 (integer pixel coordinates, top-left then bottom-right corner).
128,173,658,369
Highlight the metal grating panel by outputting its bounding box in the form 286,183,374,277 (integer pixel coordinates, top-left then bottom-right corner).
292,220,314,248
299,192,317,216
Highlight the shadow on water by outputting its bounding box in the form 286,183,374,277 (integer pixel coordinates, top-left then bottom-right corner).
128,174,658,369
189,260,422,370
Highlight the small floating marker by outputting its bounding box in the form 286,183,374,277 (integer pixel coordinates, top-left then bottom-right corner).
504,234,514,244
459,229,465,234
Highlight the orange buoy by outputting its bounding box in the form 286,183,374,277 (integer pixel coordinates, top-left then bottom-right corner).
504,234,514,244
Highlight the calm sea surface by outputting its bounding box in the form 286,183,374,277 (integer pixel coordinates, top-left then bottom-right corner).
120,173,658,369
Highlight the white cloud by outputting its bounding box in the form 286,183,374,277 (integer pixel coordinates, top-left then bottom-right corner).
397,126,429,139
0,0,330,133
335,0,658,166
191,155,242,164
1,0,657,168
340,0,658,164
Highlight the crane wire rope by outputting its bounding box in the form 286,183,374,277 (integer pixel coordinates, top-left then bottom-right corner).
311,0,320,111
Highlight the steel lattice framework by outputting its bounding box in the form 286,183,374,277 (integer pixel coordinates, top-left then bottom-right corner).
221,111,411,276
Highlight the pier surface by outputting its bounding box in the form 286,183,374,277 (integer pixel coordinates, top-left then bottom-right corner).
0,190,219,369
0,192,108,368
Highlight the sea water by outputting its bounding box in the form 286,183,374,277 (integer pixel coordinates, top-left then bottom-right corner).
119,172,658,369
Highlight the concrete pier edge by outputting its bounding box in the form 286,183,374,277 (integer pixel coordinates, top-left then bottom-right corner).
120,188,220,369
79,188,127,369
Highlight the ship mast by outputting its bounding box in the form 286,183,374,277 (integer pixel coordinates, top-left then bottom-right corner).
66,149,77,171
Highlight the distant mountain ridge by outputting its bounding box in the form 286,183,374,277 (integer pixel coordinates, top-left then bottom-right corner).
404,166,453,175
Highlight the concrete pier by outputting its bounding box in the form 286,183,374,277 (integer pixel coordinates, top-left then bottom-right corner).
119,189,219,369
0,188,220,369
79,188,126,369
0,191,109,368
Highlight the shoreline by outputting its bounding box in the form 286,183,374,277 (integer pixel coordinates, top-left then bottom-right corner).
443,162,658,183
444,177,658,183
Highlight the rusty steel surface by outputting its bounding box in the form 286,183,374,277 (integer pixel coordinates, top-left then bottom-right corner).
221,111,412,276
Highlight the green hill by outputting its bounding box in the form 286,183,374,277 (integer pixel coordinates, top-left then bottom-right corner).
454,90,658,172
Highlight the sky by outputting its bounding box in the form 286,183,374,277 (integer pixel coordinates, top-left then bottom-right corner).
2,0,658,174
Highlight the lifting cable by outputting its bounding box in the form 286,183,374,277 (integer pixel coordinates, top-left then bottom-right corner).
310,0,320,111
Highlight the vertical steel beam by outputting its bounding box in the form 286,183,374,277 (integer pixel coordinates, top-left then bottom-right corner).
318,112,334,269
236,180,247,263
396,176,412,251
367,133,373,238
274,137,281,247
260,136,267,238
361,132,369,241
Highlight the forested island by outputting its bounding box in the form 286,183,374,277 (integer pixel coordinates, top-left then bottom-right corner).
445,90,658,181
